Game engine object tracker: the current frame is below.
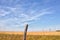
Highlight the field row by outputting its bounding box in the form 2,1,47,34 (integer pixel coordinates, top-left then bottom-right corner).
0,34,60,40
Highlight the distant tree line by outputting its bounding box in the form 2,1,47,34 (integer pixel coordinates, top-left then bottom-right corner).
56,30,60,32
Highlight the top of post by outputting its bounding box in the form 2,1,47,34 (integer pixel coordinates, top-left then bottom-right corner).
25,24,28,27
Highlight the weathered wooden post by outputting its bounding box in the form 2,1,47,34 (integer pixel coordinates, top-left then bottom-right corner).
23,24,28,40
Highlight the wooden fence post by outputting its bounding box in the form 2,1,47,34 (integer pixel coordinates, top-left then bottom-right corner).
23,24,28,40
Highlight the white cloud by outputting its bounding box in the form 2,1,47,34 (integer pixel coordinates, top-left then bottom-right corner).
0,6,53,23
0,2,54,31
0,9,10,16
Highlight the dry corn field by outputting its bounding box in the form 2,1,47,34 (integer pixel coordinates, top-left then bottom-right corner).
0,32,60,40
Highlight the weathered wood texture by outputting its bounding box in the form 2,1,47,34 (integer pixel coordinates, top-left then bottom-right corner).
23,24,28,40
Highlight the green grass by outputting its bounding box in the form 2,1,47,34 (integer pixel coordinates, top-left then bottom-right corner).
0,34,60,40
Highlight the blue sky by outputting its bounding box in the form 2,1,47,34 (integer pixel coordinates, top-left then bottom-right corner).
0,0,60,31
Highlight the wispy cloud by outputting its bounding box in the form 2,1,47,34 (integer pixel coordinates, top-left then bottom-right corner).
0,8,10,16
0,6,53,26
0,0,55,31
